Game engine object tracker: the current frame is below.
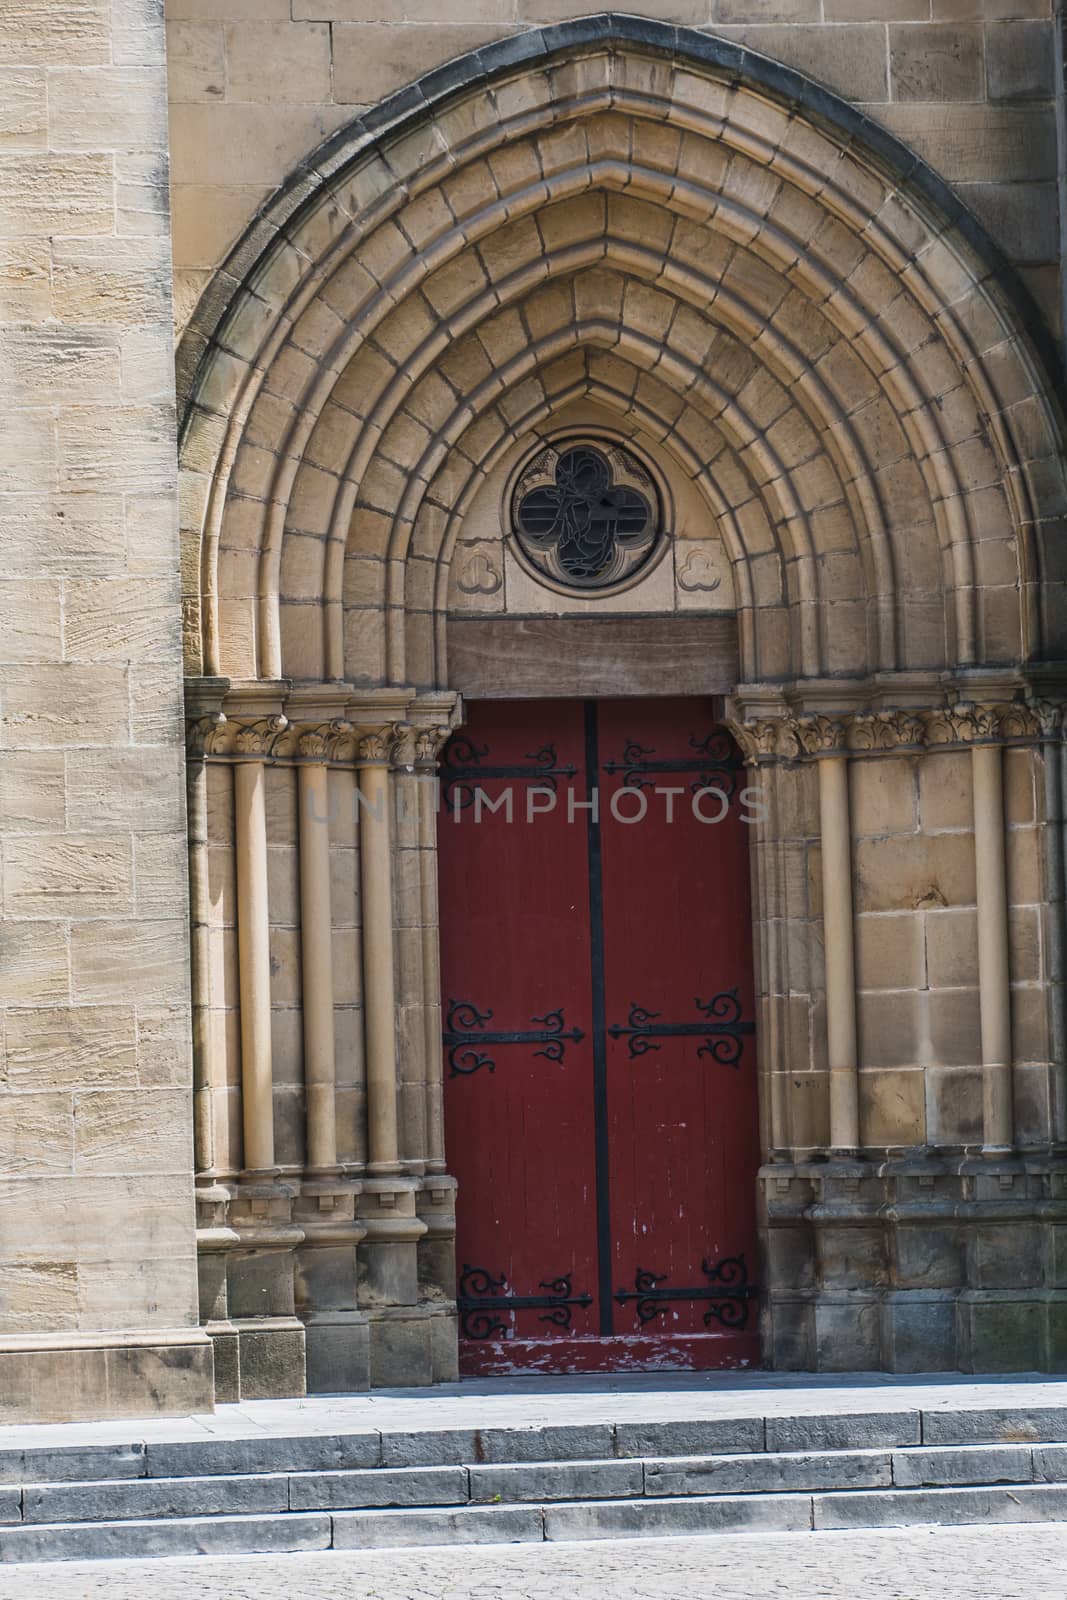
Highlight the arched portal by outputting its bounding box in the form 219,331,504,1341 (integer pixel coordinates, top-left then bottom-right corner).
182,19,1067,1394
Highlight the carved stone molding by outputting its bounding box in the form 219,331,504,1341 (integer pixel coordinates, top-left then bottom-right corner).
188,714,455,773
727,701,1058,764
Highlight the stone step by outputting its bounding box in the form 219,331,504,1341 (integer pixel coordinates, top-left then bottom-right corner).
6,1479,1067,1564
3,1440,1066,1530
5,1403,1067,1485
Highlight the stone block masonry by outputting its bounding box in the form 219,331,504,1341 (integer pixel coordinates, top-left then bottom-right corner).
0,0,211,1419
164,0,1061,338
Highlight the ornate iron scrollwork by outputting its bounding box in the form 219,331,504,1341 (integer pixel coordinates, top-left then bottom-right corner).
602,730,742,796
457,1264,593,1338
511,440,660,591
608,991,755,1067
443,999,584,1078
439,736,577,810
615,1256,756,1329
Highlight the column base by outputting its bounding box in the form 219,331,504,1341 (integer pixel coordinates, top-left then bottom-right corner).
367,1304,458,1387
204,1317,306,1401
305,1311,370,1393
0,1329,214,1425
762,1156,1067,1373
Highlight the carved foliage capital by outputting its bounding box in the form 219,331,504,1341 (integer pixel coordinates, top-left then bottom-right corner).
413,725,452,766
847,710,926,752
790,714,849,757
726,717,781,765
724,700,1053,765
187,712,229,758
296,719,355,763
355,727,391,764
389,721,416,769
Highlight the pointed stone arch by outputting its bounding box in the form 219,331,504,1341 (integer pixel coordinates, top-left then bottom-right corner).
178,16,1067,697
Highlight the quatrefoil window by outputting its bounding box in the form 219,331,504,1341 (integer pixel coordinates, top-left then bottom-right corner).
510,441,661,591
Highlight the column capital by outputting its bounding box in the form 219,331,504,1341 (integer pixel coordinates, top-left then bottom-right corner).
726,699,1049,764
791,713,850,757
295,719,355,763
232,715,289,760
412,725,453,767
354,723,397,765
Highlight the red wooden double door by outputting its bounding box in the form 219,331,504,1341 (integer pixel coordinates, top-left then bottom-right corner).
437,699,760,1374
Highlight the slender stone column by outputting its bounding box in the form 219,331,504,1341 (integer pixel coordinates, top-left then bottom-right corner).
729,729,787,1156
358,726,402,1176
415,727,448,1174
234,749,276,1176
187,747,214,1177
973,739,1013,1153
298,740,339,1177
802,719,860,1157
1038,703,1067,1145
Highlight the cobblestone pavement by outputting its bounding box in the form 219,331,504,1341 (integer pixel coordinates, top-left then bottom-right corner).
2,1524,1067,1600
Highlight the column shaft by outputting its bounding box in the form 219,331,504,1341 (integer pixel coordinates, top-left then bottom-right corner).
419,767,445,1172
1054,734,1067,1144
187,756,214,1176
819,755,860,1154
359,760,400,1173
234,759,275,1174
973,742,1013,1152
299,761,338,1174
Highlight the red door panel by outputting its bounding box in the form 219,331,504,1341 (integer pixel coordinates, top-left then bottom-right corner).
599,699,760,1364
436,702,599,1355
439,698,760,1374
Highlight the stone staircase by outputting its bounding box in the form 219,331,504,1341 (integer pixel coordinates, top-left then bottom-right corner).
4,1397,1067,1563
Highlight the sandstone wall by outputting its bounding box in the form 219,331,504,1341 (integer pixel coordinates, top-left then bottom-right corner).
164,0,1059,339
0,0,209,1418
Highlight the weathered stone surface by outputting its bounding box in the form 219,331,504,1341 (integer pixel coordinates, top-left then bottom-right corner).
23,1472,290,1524
892,1445,1032,1487
544,1492,814,1540
889,23,983,100
482,1426,617,1464
290,1465,468,1510
333,24,524,102
224,22,332,103
380,1428,481,1468
924,1408,1067,1446
0,0,194,1404
0,1443,146,1486
0,1512,333,1563
0,0,111,67
0,1336,212,1426
766,1413,921,1452
813,1483,1067,1530
645,1450,892,1496
331,1505,543,1547
470,1460,643,1503
615,1419,766,1458
0,154,114,236
147,1434,381,1480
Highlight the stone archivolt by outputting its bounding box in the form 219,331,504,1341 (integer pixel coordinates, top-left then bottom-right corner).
178,25,1066,698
